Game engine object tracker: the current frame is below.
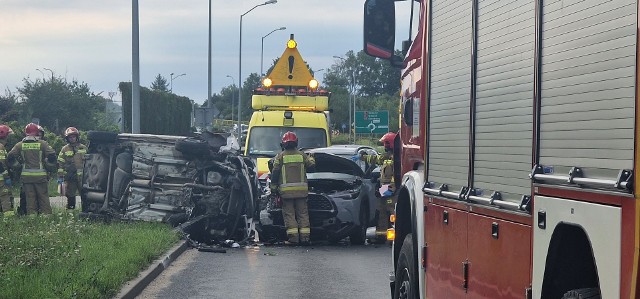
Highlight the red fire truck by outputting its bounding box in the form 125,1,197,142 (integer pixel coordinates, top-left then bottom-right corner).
363,0,638,298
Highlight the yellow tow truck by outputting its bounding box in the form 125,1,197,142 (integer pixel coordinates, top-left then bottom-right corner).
244,34,331,182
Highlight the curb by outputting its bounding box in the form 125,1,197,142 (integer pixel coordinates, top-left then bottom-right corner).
116,240,190,299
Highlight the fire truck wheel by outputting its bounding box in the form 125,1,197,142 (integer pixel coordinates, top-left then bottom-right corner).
393,234,417,299
561,288,601,299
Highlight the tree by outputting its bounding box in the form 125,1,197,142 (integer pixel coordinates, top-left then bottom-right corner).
17,76,105,133
151,74,169,92
0,89,21,122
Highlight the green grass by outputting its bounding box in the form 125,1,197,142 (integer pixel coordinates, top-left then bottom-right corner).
0,210,180,299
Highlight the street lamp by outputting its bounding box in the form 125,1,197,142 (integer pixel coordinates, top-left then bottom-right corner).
169,73,186,93
333,56,356,143
261,26,286,76
226,75,236,124
239,0,278,135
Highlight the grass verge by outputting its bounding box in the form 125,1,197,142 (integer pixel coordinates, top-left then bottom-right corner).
0,209,180,299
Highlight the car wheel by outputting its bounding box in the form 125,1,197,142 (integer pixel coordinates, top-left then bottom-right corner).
87,131,118,143
349,203,368,245
175,138,209,157
393,234,417,299
561,288,601,299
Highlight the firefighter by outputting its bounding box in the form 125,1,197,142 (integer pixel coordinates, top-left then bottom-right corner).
0,125,14,217
354,131,397,242
57,127,86,210
270,132,315,245
7,123,57,215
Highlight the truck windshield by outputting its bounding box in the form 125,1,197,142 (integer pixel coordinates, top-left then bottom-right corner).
247,127,327,156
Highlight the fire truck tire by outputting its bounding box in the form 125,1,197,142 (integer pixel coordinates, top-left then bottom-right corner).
393,234,417,299
561,288,601,299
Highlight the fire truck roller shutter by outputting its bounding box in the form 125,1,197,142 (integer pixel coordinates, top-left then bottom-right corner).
426,0,473,198
471,0,536,207
537,0,636,191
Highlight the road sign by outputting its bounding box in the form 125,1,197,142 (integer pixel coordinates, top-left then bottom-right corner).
355,111,389,134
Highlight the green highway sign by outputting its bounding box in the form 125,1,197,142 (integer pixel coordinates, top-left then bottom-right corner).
355,111,389,134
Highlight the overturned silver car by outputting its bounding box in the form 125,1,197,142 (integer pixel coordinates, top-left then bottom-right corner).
80,131,260,244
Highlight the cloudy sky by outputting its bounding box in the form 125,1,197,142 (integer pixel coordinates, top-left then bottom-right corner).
0,1,410,105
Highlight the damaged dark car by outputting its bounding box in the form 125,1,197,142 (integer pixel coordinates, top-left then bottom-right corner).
257,150,379,245
80,131,260,245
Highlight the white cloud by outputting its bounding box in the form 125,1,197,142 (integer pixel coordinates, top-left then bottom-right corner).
0,0,410,105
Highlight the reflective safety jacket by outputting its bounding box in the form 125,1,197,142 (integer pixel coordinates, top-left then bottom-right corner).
363,152,394,185
0,141,8,180
271,149,315,199
8,137,56,184
57,143,87,180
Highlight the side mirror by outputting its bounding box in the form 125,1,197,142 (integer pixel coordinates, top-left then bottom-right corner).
363,0,395,60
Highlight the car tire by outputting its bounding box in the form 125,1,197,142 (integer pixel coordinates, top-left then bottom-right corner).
561,288,601,299
393,234,417,299
175,138,209,157
349,203,368,245
87,131,118,143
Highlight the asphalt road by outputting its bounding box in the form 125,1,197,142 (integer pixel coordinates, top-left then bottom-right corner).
136,242,393,299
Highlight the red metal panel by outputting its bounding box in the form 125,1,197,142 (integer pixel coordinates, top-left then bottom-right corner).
466,213,532,299
425,203,468,298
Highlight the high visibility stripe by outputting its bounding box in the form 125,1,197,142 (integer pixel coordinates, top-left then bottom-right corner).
286,228,298,234
283,154,303,164
77,149,87,154
0,155,5,160
281,186,307,192
64,151,74,156
299,227,310,234
22,171,47,176
375,231,387,236
281,182,307,188
22,143,41,150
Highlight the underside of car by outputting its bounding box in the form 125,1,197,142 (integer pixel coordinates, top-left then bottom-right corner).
80,131,260,245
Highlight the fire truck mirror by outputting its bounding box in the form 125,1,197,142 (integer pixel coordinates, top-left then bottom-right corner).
363,0,396,60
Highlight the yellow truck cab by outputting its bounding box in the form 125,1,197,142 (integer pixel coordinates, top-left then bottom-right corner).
244,34,331,181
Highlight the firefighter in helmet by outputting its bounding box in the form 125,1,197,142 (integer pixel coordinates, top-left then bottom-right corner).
354,131,397,242
0,125,14,217
270,131,315,245
7,123,57,215
57,127,87,209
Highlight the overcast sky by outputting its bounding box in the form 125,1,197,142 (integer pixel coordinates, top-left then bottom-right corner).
0,1,410,105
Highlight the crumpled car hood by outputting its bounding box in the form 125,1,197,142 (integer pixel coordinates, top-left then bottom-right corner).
306,152,364,177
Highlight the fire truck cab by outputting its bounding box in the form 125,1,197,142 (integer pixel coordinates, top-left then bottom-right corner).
364,0,639,298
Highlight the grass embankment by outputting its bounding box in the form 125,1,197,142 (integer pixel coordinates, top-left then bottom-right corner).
0,210,180,299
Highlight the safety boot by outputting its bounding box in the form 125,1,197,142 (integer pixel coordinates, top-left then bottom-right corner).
66,196,76,209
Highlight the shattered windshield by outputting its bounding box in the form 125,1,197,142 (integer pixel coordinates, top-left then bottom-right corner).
247,127,327,156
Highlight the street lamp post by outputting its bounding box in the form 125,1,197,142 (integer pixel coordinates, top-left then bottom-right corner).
333,56,356,143
239,0,278,135
261,26,286,76
226,75,235,124
169,73,186,93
